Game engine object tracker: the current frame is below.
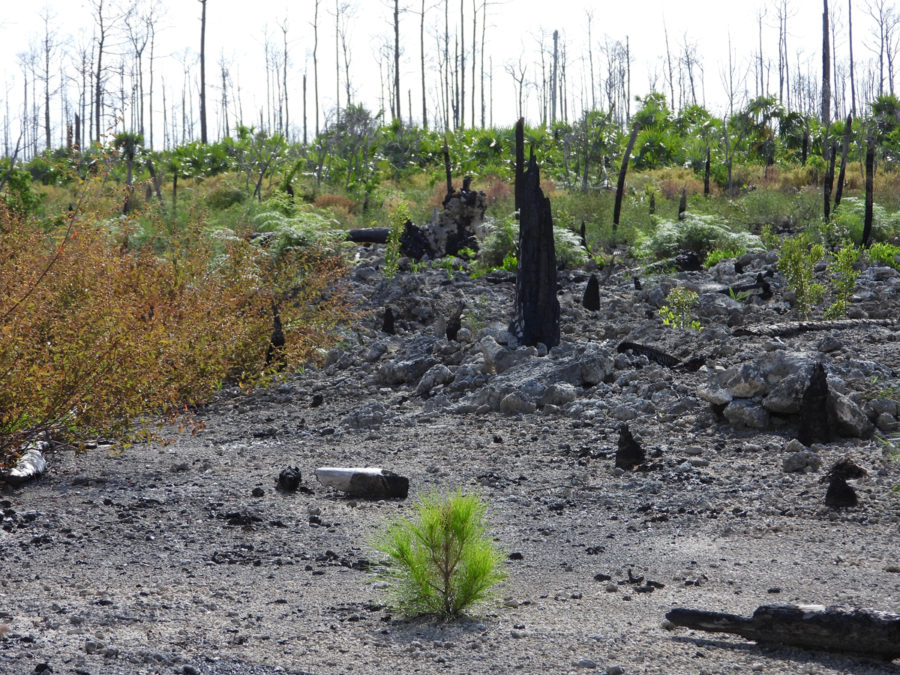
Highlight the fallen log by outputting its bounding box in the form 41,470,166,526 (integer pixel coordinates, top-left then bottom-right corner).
733,318,899,338
2,443,49,486
665,604,900,661
314,467,409,499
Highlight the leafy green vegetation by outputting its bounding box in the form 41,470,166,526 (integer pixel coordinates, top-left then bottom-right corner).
6,90,900,464
659,288,702,331
778,233,826,319
372,489,506,619
825,243,862,319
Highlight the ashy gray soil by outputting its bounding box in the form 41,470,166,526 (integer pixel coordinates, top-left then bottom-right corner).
1,244,899,675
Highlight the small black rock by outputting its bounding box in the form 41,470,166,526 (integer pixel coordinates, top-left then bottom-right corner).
508,552,524,561
277,467,302,492
251,487,265,498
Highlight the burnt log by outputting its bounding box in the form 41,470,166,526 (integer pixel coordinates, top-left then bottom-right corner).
665,604,900,661
732,318,899,338
347,227,390,244
508,148,560,349
617,341,706,372
314,467,409,500
715,273,772,301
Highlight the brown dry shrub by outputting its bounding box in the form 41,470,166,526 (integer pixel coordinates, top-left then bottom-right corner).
0,203,352,465
481,175,512,206
314,193,357,213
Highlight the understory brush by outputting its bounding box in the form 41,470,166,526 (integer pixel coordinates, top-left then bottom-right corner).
0,203,353,465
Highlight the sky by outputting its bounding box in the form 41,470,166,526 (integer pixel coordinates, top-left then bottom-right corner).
0,0,854,148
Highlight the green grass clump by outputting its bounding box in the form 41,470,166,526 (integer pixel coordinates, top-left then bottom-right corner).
373,489,506,619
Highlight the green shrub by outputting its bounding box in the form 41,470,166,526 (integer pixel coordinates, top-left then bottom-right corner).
659,287,702,330
372,489,506,619
866,241,900,269
478,213,518,269
778,233,825,318
639,213,761,260
383,202,410,279
553,226,589,267
825,242,861,319
828,197,900,245
704,247,745,268
252,207,344,259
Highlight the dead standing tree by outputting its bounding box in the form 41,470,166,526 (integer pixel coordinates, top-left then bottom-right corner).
508,126,559,350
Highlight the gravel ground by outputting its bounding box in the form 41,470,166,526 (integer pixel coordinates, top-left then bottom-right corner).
1,247,899,675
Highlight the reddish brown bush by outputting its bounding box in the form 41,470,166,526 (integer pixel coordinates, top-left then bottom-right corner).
0,203,352,465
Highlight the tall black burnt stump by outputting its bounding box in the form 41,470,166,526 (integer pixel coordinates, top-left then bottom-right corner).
508,148,560,349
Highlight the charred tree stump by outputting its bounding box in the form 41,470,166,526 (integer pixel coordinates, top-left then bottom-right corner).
443,143,453,200
582,273,600,311
823,458,865,508
579,220,589,252
613,121,640,232
833,113,852,210
265,302,286,369
824,140,837,221
382,307,396,335
678,187,687,220
514,117,525,215
798,363,832,445
863,137,875,247
508,148,560,349
704,147,711,196
615,424,645,470
665,604,900,661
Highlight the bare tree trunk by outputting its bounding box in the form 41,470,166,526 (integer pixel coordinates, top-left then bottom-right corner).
394,0,401,122
664,22,675,109
199,0,208,143
313,0,320,137
480,0,487,128
420,0,428,129
471,0,476,127
335,0,341,121
587,11,596,111
551,30,558,124
848,0,856,116
282,19,289,139
92,0,106,142
40,10,54,151
148,19,155,148
302,73,307,144
822,0,832,221
459,0,465,128
444,0,450,131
